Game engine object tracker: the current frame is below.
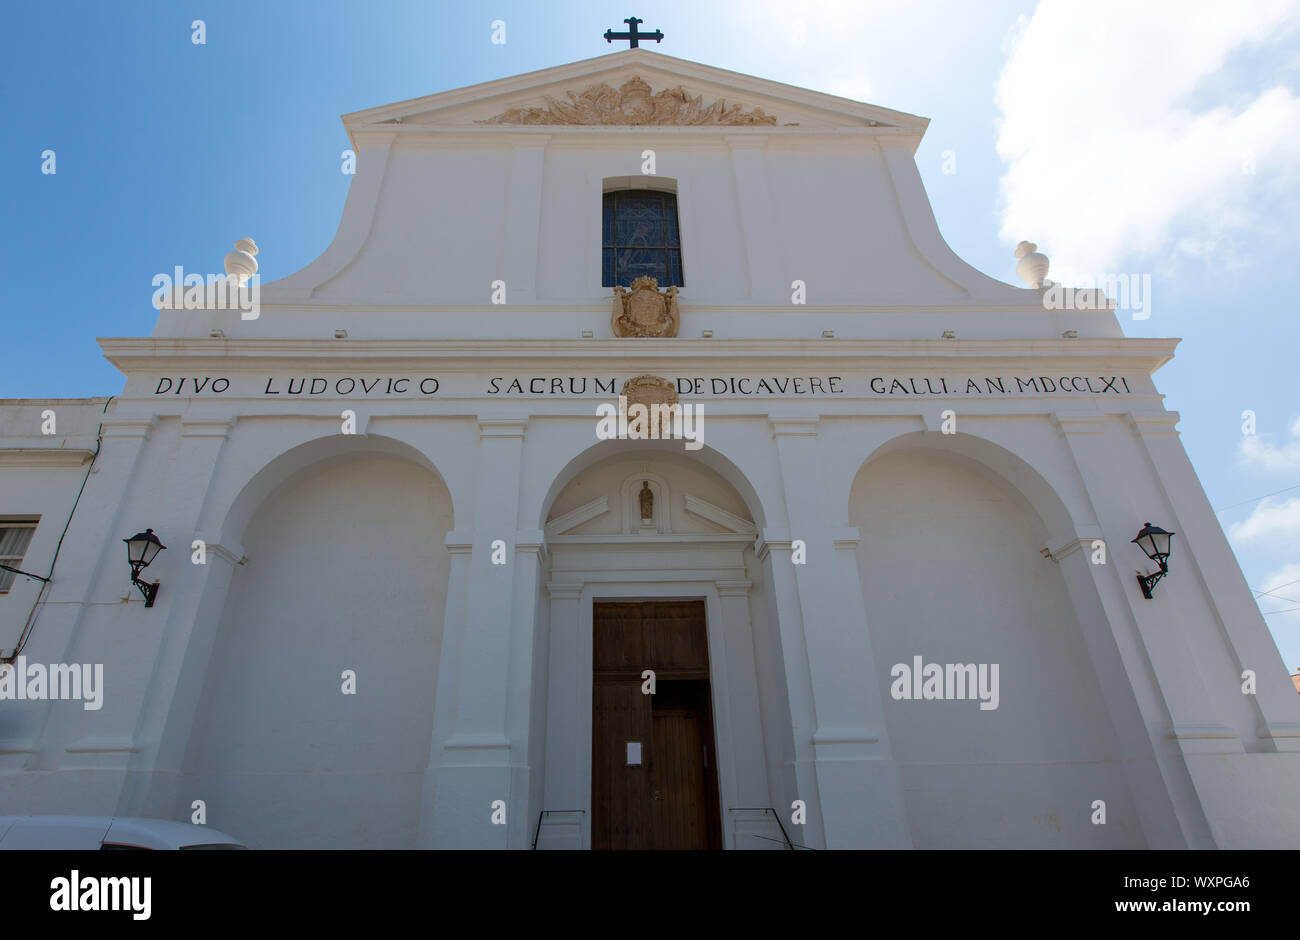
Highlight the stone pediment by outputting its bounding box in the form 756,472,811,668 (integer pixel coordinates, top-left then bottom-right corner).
342,49,927,134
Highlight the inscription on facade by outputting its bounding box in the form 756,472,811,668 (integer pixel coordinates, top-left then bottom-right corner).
147,374,1138,397
867,376,1133,395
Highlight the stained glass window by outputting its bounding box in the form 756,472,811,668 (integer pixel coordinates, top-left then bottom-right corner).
602,191,683,288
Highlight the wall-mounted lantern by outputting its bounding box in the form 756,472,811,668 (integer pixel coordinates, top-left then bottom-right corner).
123,528,166,608
1132,522,1174,600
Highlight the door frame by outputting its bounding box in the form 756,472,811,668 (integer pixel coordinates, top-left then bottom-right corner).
579,582,738,849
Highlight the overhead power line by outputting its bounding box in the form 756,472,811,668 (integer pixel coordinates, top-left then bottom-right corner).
1215,482,1300,514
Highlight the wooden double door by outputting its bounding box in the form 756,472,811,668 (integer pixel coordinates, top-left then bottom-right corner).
592,601,723,850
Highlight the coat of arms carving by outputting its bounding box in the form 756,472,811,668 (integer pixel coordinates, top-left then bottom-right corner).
620,375,679,436
612,277,679,338
477,76,778,126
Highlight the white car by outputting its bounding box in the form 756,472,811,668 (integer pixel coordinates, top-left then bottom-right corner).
0,816,245,850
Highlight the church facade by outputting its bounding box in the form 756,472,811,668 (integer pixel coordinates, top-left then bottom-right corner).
2,50,1298,849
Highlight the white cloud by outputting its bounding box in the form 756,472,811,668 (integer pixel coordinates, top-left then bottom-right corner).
995,0,1300,276
1239,415,1300,472
1260,563,1300,597
1229,496,1300,542
710,0,884,101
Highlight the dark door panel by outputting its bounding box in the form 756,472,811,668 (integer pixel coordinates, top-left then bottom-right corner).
592,600,722,850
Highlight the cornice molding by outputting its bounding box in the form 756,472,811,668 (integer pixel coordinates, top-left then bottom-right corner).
546,533,754,547
157,301,1061,314
98,337,1181,373
1166,723,1237,741
811,729,880,746
515,528,546,557
1258,721,1300,741
65,736,138,755
98,417,156,440
375,125,918,145
754,527,794,561
180,417,237,438
0,448,96,468
1126,411,1181,436
478,417,528,439
1051,413,1107,435
832,527,862,550
715,579,753,596
770,417,819,438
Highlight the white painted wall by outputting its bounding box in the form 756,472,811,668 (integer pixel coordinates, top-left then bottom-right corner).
0,400,108,657
182,455,452,848
852,449,1144,847
290,135,940,307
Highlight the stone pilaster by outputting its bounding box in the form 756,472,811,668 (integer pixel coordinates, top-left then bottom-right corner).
422,418,529,848
765,416,911,848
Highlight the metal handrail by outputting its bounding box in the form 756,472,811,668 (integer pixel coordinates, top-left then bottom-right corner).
729,806,812,850
531,809,585,849
531,806,811,849
751,832,816,850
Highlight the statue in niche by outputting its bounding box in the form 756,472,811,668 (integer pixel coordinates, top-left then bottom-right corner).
639,481,654,521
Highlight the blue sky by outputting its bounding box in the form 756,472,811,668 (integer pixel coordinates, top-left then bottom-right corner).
3,0,1298,668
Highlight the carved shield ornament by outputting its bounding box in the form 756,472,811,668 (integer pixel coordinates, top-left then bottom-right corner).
477,76,779,127
612,277,680,338
620,375,679,435
620,78,655,123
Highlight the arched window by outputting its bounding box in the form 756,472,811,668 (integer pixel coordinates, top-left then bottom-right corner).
602,190,683,288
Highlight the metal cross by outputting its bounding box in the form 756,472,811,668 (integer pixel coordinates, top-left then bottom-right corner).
603,17,663,48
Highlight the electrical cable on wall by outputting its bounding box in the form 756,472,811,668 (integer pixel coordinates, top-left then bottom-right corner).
2,396,114,663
